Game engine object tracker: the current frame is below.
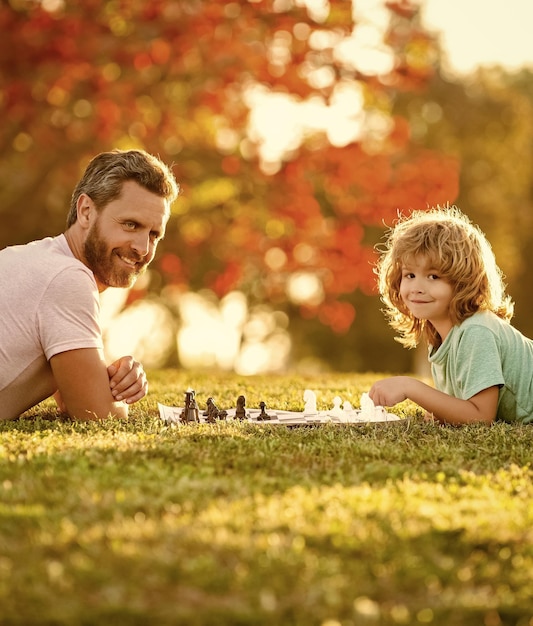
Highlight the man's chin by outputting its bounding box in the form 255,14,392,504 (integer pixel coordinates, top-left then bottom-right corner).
114,275,140,289
97,272,140,290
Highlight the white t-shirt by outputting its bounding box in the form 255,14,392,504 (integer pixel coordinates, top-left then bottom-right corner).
0,234,103,419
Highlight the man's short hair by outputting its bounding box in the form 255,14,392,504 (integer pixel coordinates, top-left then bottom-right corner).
66,149,180,227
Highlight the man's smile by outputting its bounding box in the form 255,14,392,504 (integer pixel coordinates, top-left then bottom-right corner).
116,252,143,269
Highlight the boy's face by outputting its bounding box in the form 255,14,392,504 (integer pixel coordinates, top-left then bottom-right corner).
399,254,454,340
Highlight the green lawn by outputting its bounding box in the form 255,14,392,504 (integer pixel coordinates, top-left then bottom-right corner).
1,370,532,626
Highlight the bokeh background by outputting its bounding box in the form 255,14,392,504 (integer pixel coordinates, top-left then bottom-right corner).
3,0,533,375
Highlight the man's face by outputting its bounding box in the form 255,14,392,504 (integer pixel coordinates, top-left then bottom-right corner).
83,180,169,290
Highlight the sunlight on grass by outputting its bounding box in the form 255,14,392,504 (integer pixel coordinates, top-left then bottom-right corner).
2,371,533,624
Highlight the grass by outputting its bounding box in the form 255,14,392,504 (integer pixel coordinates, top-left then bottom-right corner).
1,370,532,626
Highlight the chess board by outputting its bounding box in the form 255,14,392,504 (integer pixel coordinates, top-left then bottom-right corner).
158,402,400,426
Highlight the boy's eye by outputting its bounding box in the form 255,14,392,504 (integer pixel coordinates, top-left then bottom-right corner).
428,274,440,280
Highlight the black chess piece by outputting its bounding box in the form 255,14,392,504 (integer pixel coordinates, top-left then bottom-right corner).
235,395,247,420
203,397,217,423
203,397,228,423
180,390,200,423
257,401,272,421
217,406,228,420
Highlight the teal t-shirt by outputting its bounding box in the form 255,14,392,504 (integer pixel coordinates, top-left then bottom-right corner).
429,310,533,424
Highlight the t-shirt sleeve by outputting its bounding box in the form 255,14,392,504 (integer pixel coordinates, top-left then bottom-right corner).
454,325,505,399
37,266,104,361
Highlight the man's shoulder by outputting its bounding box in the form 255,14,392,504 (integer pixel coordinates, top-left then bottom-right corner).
4,234,93,279
22,235,78,265
1,235,97,301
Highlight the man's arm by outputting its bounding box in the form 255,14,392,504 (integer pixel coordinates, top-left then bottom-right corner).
369,376,499,425
50,348,129,420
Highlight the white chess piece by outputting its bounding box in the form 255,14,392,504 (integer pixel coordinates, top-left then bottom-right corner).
343,400,354,412
360,392,376,421
329,395,345,421
303,389,318,415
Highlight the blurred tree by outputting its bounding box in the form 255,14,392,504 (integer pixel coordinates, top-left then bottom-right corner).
0,0,459,369
394,67,533,340
504,70,533,339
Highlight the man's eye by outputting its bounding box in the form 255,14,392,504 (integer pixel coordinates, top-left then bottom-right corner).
124,222,137,230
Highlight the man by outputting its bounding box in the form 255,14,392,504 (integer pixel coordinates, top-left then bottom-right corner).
0,149,179,420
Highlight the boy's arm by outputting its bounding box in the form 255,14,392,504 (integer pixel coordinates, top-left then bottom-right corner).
369,376,499,425
50,348,133,420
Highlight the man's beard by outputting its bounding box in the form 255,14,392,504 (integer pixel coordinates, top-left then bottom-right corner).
83,220,147,289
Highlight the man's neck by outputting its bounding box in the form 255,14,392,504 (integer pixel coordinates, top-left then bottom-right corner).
64,227,84,264
63,227,107,293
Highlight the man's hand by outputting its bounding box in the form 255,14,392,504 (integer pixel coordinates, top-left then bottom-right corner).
107,356,148,404
53,390,68,414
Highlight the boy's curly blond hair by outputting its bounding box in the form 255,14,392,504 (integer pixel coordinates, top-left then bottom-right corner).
375,205,514,348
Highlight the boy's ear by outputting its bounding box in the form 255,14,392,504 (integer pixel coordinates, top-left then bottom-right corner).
76,193,96,229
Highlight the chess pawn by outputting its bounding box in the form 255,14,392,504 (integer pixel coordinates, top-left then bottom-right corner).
257,401,271,421
330,395,345,421
217,406,228,420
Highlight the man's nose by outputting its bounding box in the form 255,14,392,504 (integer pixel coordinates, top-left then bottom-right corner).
131,233,150,257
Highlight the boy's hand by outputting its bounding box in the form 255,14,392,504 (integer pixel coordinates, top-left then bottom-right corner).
107,356,148,404
368,376,411,407
423,411,436,422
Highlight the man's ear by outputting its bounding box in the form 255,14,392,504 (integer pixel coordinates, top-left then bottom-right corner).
76,193,96,229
